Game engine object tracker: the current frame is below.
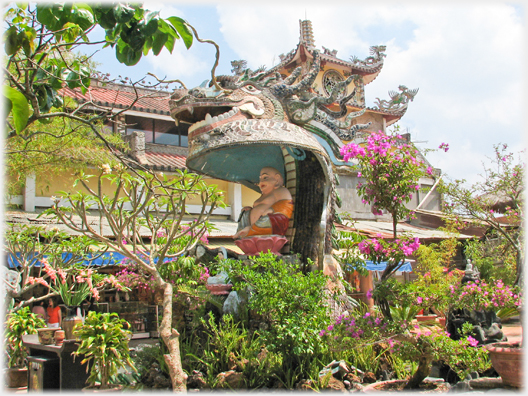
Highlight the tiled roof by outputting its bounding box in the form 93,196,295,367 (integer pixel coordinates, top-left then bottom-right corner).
144,152,186,171
60,83,171,115
339,219,481,241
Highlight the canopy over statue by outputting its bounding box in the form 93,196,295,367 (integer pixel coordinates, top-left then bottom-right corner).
169,20,418,266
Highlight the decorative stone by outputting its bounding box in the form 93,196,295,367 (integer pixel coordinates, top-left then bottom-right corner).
295,379,314,390
324,376,346,391
223,291,242,316
187,370,208,389
234,235,288,256
206,271,229,285
216,370,245,389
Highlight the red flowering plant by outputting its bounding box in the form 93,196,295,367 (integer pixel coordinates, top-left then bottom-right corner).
340,129,446,318
321,308,491,389
30,259,127,307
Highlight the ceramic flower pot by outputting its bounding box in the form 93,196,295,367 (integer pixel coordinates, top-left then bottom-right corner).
5,367,28,388
486,342,523,388
62,306,83,340
37,327,59,345
54,329,65,346
415,314,438,323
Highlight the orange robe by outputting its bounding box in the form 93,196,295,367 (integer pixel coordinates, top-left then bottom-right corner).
247,199,294,237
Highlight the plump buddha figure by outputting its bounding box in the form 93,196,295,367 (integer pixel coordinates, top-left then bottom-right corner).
233,167,294,239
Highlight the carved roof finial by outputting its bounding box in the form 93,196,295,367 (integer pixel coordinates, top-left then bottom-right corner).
299,19,315,49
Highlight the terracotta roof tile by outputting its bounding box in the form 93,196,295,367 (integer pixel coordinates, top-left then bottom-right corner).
144,152,186,171
60,84,171,115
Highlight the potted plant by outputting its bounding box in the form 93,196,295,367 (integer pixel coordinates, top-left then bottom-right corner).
72,311,137,391
452,279,523,387
4,307,46,388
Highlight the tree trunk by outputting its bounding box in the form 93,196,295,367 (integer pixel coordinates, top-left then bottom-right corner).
403,352,433,389
159,282,187,392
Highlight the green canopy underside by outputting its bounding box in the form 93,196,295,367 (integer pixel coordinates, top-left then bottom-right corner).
186,145,286,192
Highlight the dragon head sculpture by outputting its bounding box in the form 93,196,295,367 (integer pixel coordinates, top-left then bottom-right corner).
169,39,416,267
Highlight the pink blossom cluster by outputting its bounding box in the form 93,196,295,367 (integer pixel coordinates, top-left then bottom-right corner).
358,237,420,258
320,312,389,340
455,279,522,310
115,263,155,291
181,222,209,244
439,142,450,152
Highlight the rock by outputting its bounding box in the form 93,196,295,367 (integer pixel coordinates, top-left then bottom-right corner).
321,360,349,380
237,358,249,371
227,352,238,371
187,371,208,389
344,373,362,383
362,372,377,384
257,347,268,362
349,382,364,392
448,380,472,392
207,271,229,285
153,373,171,389
223,290,243,317
380,369,391,381
295,379,314,390
324,376,346,391
216,370,245,389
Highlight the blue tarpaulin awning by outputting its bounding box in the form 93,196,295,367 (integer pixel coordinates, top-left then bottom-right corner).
365,260,413,272
7,252,128,268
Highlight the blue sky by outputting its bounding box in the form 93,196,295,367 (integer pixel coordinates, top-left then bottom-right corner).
89,1,526,186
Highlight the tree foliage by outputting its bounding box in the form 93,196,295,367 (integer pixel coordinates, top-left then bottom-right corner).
4,2,193,134
3,2,197,192
44,166,225,391
440,144,525,286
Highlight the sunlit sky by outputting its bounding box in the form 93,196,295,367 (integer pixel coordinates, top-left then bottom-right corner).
88,1,527,186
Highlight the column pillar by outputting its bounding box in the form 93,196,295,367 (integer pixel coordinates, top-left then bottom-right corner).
228,183,242,221
24,174,36,212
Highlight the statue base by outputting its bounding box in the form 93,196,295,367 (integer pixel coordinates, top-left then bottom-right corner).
234,235,288,256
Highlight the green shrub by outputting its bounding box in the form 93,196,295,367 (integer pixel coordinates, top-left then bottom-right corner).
5,306,46,368
224,253,334,386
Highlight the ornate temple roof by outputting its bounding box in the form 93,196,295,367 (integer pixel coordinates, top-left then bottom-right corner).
279,20,386,85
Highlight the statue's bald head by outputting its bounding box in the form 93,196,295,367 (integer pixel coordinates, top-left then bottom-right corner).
260,167,284,188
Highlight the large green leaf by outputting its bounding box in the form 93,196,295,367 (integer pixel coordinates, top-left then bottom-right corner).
4,86,30,133
71,5,95,31
167,16,193,49
152,31,168,56
4,26,22,55
36,4,61,31
113,4,135,24
115,41,142,66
